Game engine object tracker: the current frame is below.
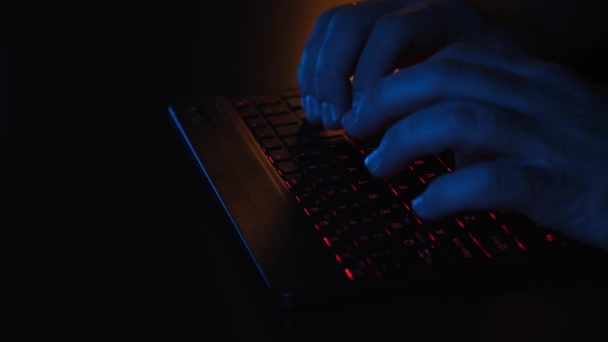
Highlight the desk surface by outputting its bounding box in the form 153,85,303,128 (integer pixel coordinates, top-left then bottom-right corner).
3,1,608,340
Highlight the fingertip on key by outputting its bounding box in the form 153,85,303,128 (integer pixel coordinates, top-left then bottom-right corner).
411,196,424,213
303,95,320,123
341,110,357,134
323,101,348,129
364,148,380,174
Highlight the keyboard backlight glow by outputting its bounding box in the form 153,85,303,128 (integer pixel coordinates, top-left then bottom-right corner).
468,233,491,258
514,237,527,251
435,154,452,172
323,236,332,247
344,268,355,281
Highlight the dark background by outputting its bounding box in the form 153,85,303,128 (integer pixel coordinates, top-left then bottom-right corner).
1,1,342,339
3,1,608,341
2,1,241,339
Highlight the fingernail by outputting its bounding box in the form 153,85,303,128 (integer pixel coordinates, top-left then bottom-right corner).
301,95,308,112
310,96,320,119
412,196,424,214
304,95,320,122
303,95,312,116
341,110,357,132
364,149,379,172
352,91,363,108
321,102,340,127
321,101,330,126
329,104,340,123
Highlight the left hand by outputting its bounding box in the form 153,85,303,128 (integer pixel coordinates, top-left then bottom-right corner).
341,43,608,250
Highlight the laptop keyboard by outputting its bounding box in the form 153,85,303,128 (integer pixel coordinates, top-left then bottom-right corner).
230,91,580,283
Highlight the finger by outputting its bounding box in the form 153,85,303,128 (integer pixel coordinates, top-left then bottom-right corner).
297,0,404,128
298,6,340,125
352,0,489,100
342,53,567,138
453,151,497,169
363,100,543,177
428,43,576,91
411,160,551,222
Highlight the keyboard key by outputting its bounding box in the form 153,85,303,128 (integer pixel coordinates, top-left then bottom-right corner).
292,146,326,161
245,117,267,129
294,109,307,120
276,161,299,174
276,124,305,137
259,102,290,116
251,127,274,139
318,129,345,139
267,149,292,162
283,135,316,148
232,97,252,107
268,113,300,126
236,106,260,119
285,96,302,109
252,95,282,105
440,233,490,262
260,138,283,150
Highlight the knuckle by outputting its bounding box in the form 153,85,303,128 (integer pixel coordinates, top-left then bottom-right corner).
426,59,463,83
401,113,422,138
535,60,564,78
475,163,507,196
445,101,478,127
434,43,468,60
359,88,378,115
316,7,340,26
382,122,403,147
330,6,359,30
373,12,406,36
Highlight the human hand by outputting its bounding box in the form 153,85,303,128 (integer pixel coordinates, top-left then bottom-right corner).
297,0,521,129
341,43,608,250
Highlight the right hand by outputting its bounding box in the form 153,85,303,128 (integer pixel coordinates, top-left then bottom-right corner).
297,0,524,129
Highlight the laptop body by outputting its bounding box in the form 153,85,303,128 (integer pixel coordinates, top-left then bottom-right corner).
166,0,599,315
168,90,596,310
